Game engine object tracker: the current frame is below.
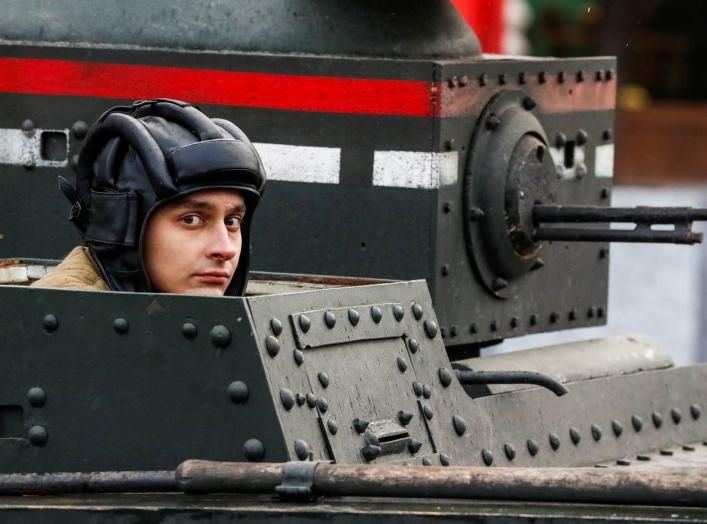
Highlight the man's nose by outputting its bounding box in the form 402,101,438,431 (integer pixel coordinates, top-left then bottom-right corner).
207,224,238,261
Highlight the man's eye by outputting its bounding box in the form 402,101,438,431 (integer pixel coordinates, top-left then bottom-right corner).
181,215,203,226
225,216,242,228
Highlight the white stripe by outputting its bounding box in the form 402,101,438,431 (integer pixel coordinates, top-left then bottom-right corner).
254,142,340,184
595,144,614,178
372,151,458,189
0,128,69,168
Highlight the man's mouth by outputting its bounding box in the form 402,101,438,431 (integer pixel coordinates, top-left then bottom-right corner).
194,271,230,284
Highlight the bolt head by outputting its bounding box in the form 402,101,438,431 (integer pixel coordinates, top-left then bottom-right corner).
527,439,539,456
113,318,129,334
408,338,419,353
481,449,494,466
210,325,231,348
424,319,438,338
440,453,450,466
348,309,360,326
294,439,311,461
299,315,311,333
181,322,198,339
280,388,295,410
324,310,336,329
21,119,35,133
43,314,59,332
71,120,88,139
270,318,283,336
28,425,48,446
392,304,404,321
243,439,265,461
370,306,382,324
293,349,304,366
504,443,516,460
227,381,249,403
27,387,47,407
452,415,466,436
549,433,561,450
412,304,423,320
265,335,280,357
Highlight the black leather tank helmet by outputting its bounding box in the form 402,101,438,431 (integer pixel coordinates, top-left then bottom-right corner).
60,99,266,295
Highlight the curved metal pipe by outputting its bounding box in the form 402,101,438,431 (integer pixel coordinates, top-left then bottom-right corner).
454,370,569,396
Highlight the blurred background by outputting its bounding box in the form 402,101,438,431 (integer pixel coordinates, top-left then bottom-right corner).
453,0,707,364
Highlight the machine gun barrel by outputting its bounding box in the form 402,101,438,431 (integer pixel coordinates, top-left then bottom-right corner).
533,205,707,244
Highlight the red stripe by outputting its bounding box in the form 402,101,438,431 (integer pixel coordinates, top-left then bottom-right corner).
0,57,436,117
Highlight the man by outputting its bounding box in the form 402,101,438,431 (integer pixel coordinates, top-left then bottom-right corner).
32,99,266,296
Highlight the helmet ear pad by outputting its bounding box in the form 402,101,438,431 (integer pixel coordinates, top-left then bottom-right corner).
64,99,266,295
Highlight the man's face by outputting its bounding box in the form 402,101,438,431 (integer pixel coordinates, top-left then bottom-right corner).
143,189,246,296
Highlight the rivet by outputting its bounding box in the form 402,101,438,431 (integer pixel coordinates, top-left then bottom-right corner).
569,427,581,445
612,419,624,437
408,439,423,454
549,433,560,450
293,349,304,366
398,411,413,426
490,320,499,332
491,277,508,291
210,325,231,348
577,70,586,82
449,325,457,337
602,129,612,141
605,69,614,81
529,314,538,326
243,439,265,461
441,264,450,276
531,258,545,270
510,317,519,329
71,120,88,138
268,318,283,336
412,303,423,320
295,393,306,406
631,415,643,432
422,404,433,420
659,449,673,456
299,315,311,333
558,71,566,83
555,132,567,148
264,335,280,357
422,385,432,399
549,312,559,324
567,309,577,322
445,139,455,151
317,397,329,413
599,248,609,259
27,387,47,407
362,445,382,461
353,418,370,433
348,309,360,326
616,458,630,466
42,314,59,332
70,154,79,169
397,357,408,373
28,425,48,446
440,326,447,339
522,96,536,110
482,449,494,466
327,418,338,435
318,372,330,388
306,393,317,408
652,412,663,428
113,318,129,334
452,415,467,436
518,72,527,84
527,439,539,456
595,70,603,81
422,457,432,466
413,382,424,397
504,443,516,460
294,439,311,461
576,129,588,146
181,322,198,339
671,408,682,424
468,207,485,220
227,381,249,403
591,424,602,441
442,201,452,213
538,71,547,83
637,454,650,461
683,445,696,452
499,73,507,84
370,306,382,323
424,319,438,338
392,304,405,321
280,388,295,410
470,323,478,334
458,75,468,87
600,187,611,200
438,368,453,387
408,338,419,353
587,307,597,318
324,311,336,329
440,453,450,466
447,76,458,88
485,114,501,130
21,119,36,133
478,73,488,86
691,404,701,420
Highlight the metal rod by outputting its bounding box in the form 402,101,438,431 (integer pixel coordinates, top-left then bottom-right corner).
534,227,703,244
533,205,707,224
0,471,176,495
454,370,569,396
177,460,707,507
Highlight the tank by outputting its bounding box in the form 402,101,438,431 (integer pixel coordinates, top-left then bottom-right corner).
0,1,707,522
